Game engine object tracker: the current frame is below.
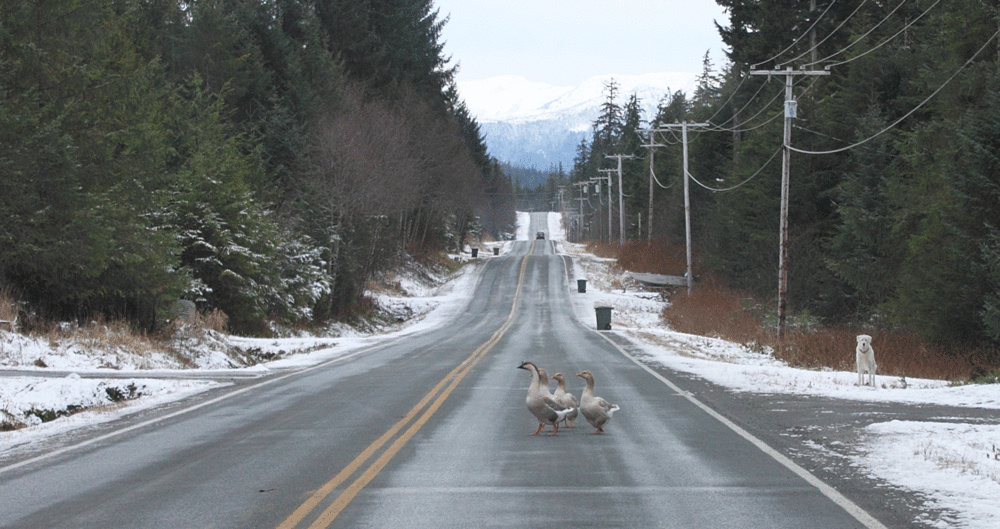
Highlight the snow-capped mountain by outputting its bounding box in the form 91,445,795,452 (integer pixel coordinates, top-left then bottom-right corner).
459,72,698,169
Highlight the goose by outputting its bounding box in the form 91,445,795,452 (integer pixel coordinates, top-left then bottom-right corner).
576,370,620,434
537,368,577,428
517,361,573,436
550,373,579,427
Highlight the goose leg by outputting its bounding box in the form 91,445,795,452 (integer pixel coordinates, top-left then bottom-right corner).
530,423,545,436
548,423,559,436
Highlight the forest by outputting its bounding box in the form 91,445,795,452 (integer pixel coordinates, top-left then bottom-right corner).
0,0,516,334
553,0,1000,352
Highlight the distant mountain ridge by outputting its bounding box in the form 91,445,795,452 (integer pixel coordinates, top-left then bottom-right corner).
459,73,698,171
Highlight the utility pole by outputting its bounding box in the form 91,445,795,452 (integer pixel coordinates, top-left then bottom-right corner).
749,66,829,340
572,181,588,242
810,0,818,65
605,154,636,245
595,170,613,241
639,123,708,295
638,130,665,242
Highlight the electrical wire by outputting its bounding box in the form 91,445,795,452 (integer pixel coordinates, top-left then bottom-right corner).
708,75,825,135
790,23,1000,155
703,75,776,130
642,148,677,189
705,89,784,133
802,0,914,68
751,0,839,70
652,171,676,189
687,146,783,192
778,0,869,68
823,0,940,70
699,72,751,125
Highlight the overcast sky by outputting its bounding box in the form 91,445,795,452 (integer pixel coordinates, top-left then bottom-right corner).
433,0,731,88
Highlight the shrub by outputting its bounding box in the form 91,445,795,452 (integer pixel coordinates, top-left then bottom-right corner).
585,241,1000,382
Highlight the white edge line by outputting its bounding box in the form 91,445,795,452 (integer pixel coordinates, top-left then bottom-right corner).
0,340,393,476
593,331,889,529
1,259,497,476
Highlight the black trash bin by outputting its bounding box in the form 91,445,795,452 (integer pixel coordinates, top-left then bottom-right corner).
577,279,587,293
471,248,478,258
595,306,612,330
493,247,499,256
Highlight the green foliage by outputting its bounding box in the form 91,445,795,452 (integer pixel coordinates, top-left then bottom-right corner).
0,0,508,333
558,0,1000,352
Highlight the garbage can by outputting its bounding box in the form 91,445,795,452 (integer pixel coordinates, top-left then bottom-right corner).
493,247,499,256
471,248,479,258
577,279,587,293
595,306,612,330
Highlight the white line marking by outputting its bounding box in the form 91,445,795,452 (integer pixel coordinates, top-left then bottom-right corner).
593,331,889,529
0,341,394,475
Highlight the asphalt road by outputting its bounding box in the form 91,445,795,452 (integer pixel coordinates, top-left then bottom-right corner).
0,212,888,528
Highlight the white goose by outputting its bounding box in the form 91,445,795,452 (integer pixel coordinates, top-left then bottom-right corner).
518,361,573,436
550,373,579,427
576,370,620,434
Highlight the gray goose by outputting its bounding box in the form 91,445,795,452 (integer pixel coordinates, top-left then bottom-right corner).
576,370,620,434
517,361,573,436
551,373,579,427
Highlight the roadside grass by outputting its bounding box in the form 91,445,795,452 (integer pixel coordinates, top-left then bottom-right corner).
590,240,999,382
0,285,235,369
0,285,16,327
0,249,462,372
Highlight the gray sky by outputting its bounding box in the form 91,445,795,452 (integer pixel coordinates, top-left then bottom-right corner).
433,0,730,87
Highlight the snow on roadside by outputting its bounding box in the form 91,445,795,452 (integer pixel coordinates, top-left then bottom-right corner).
853,421,1000,529
0,375,221,457
1,255,479,455
3,212,1000,528
556,235,1000,529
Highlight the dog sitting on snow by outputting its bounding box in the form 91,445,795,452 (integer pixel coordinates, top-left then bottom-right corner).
856,334,877,387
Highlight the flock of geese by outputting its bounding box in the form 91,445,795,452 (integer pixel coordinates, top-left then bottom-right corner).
517,361,620,436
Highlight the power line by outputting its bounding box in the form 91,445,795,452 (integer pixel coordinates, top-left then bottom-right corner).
821,0,940,70
749,66,830,341
703,78,782,131
790,23,1000,155
802,0,923,69
637,123,708,293
687,146,783,192
777,0,870,69
751,0,840,70
706,75,824,136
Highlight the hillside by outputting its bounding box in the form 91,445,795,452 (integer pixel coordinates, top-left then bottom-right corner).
459,73,698,167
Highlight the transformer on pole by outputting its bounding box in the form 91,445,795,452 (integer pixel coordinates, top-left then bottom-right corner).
749,66,829,340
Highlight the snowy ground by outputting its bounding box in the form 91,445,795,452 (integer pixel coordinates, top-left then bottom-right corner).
2,211,999,528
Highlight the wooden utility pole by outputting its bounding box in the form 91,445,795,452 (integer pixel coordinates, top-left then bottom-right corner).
638,131,665,242
810,0,818,65
749,66,829,340
638,123,708,295
605,155,636,245
595,170,614,242
572,181,589,241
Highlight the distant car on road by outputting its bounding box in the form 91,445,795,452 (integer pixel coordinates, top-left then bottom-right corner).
536,231,545,239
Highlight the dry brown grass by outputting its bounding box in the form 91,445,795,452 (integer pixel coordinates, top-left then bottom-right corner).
662,277,990,380
42,315,160,356
0,286,17,325
588,239,699,276
197,308,228,334
587,241,999,381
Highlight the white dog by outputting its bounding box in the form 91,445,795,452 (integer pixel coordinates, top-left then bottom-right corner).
856,334,877,387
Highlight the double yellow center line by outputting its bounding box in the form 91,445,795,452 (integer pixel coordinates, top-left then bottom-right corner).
278,244,533,528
